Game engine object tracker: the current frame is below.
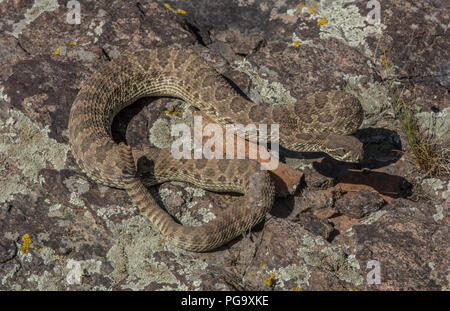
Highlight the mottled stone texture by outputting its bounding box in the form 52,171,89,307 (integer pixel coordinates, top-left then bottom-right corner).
0,0,448,290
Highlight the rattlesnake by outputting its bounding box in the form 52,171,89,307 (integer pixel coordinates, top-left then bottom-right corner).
68,47,363,252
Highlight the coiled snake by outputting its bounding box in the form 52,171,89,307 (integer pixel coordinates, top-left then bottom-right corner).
68,47,363,251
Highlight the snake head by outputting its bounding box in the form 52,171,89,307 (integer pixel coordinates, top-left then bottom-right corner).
325,134,364,162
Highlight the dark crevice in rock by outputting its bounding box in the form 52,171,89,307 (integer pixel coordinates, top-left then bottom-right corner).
15,38,31,56
101,47,112,61
182,17,212,46
136,2,146,18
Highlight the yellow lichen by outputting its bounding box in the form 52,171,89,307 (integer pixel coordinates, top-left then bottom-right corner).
52,47,60,55
293,41,300,47
307,6,316,13
380,55,389,67
177,8,187,14
263,272,276,286
317,18,328,26
297,4,316,13
70,41,77,46
164,3,171,9
164,108,181,116
20,234,32,253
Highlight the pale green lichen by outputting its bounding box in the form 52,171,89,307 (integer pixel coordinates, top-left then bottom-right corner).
198,204,217,223
422,178,450,200
315,0,386,57
158,187,175,200
297,234,364,286
96,204,136,220
1,262,21,288
291,32,316,48
444,273,450,291
432,204,444,222
63,176,90,207
86,10,106,44
78,259,103,276
149,116,179,148
178,210,203,227
273,264,311,288
149,102,197,149
284,157,314,171
26,258,103,290
28,270,59,290
415,106,450,143
0,175,28,204
233,58,296,107
9,0,59,38
48,203,63,217
0,86,10,103
64,176,90,194
106,215,209,290
343,73,391,117
361,210,387,225
68,192,85,207
39,247,57,265
184,186,206,198
0,109,69,203
161,184,215,226
83,210,96,224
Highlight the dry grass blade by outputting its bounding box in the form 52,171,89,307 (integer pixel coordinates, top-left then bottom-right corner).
380,54,450,177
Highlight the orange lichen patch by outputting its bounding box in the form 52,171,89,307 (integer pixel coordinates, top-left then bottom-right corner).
165,108,181,116
297,3,317,13
263,272,276,286
293,41,300,47
164,3,186,14
20,234,32,253
307,6,317,13
164,108,181,116
52,47,60,55
317,18,328,26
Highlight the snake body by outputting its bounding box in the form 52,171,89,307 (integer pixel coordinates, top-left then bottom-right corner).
68,47,363,251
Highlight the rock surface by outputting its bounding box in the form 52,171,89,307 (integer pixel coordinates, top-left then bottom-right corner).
335,189,386,219
0,0,448,290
